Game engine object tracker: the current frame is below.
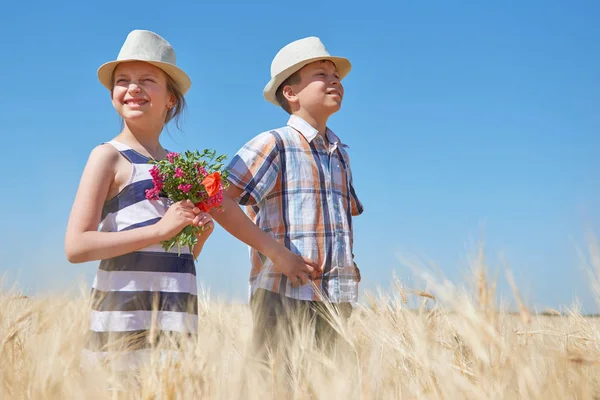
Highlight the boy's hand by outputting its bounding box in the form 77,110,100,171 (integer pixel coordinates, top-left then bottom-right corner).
271,248,321,287
192,212,215,239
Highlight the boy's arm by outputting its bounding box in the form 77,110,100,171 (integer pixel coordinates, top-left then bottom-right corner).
205,185,320,287
342,148,364,217
192,218,214,260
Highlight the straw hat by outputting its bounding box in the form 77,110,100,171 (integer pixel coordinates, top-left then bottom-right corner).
263,36,351,106
97,30,191,94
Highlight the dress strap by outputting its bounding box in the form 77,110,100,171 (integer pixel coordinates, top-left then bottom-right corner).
105,140,152,164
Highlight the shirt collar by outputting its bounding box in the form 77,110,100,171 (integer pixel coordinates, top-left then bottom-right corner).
287,115,346,148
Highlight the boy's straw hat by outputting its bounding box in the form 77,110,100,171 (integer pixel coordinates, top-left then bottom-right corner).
97,30,191,95
263,36,351,106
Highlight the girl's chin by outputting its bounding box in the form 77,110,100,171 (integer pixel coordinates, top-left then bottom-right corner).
118,109,145,117
120,111,156,120
120,113,165,126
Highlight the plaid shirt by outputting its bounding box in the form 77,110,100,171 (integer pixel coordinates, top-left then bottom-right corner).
227,115,364,303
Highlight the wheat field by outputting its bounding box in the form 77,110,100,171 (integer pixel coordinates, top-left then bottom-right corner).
2,246,600,399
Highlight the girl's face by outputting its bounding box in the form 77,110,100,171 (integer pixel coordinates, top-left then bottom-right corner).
111,61,175,125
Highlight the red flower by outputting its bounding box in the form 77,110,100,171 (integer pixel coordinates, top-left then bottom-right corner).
195,202,212,212
202,172,221,197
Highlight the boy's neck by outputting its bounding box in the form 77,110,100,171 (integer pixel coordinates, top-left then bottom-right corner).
292,110,329,137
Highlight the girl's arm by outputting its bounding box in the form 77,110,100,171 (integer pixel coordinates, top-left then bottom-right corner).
65,145,198,263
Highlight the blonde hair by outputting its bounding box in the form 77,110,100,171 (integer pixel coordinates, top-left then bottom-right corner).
164,74,186,130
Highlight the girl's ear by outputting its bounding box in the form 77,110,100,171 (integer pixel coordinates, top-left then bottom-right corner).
168,93,176,109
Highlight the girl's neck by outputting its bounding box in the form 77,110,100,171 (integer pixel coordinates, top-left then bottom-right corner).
116,122,165,158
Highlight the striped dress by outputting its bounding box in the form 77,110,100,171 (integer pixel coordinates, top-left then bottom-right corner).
83,140,198,367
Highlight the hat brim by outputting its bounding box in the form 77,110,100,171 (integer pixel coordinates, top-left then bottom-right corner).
263,56,351,106
97,59,192,95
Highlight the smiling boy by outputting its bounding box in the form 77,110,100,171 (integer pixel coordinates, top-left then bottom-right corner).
207,36,363,356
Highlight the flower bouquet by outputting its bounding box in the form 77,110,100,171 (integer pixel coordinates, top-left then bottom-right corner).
145,149,229,254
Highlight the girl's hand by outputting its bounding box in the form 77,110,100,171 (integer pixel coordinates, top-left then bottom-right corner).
155,200,199,241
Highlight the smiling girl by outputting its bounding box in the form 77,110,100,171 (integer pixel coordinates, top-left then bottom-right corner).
65,30,212,367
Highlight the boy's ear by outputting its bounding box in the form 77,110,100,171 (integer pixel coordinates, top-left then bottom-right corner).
282,85,298,104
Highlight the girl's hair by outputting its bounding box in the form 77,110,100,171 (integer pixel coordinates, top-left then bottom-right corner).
164,74,186,130
111,66,187,130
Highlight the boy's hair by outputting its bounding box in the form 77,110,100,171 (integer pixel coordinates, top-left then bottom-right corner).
110,70,187,130
275,70,302,114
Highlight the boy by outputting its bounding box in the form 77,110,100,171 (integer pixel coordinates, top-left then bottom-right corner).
206,36,363,355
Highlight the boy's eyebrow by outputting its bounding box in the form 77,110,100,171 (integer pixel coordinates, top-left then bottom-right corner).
314,62,339,71
312,67,339,74
114,72,157,79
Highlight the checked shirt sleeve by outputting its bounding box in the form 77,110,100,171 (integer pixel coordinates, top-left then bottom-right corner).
226,131,280,206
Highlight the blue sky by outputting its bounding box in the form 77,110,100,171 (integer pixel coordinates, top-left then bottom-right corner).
1,1,599,312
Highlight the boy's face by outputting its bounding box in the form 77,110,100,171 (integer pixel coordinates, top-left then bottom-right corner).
287,60,344,117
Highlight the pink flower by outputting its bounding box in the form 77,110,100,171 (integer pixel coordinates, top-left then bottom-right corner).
195,163,208,177
174,167,185,178
196,188,224,212
166,152,180,163
145,187,160,201
149,165,161,181
210,189,224,207
149,166,164,191
178,183,192,193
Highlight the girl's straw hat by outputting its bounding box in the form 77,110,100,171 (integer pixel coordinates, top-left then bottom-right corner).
98,30,191,94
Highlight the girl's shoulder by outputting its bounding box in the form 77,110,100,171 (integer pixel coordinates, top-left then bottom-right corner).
84,142,122,172
90,141,119,157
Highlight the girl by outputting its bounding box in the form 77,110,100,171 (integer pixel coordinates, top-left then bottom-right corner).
65,30,212,366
